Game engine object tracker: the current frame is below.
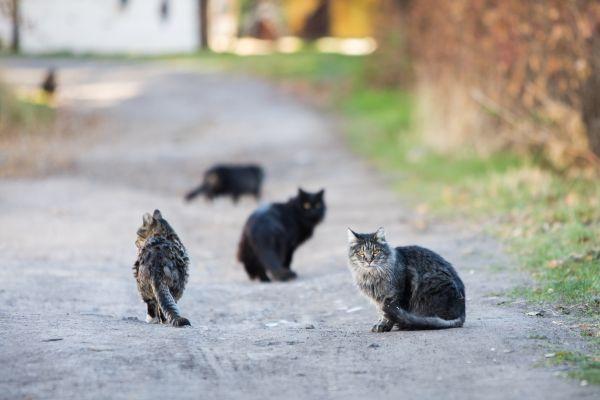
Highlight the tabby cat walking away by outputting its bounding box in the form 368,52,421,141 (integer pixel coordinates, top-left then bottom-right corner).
347,228,465,331
134,210,191,327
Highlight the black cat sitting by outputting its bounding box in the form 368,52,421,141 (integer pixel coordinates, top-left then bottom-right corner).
185,164,264,203
237,188,326,282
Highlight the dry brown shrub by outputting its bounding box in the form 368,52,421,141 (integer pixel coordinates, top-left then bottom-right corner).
378,0,600,171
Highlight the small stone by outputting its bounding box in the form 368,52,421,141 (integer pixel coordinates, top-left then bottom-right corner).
304,324,315,330
526,310,545,317
580,380,588,387
545,353,556,358
346,307,363,313
368,343,380,349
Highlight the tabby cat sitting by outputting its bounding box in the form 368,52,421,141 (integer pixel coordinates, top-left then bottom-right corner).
347,227,465,331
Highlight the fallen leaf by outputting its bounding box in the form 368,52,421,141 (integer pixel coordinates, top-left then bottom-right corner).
547,259,562,268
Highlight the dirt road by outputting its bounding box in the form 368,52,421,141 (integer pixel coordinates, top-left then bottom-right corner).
0,59,596,399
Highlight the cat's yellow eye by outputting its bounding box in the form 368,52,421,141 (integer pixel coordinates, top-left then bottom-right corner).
303,202,311,209
373,249,380,255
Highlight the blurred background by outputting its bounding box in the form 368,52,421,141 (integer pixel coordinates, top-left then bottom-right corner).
1,0,599,169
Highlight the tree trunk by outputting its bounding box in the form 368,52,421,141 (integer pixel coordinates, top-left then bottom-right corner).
199,0,209,50
10,0,19,53
301,0,330,41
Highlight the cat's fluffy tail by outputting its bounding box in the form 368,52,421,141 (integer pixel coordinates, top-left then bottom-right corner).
383,303,464,330
152,280,190,327
184,184,205,202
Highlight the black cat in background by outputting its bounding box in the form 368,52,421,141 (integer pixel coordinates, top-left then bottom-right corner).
237,188,326,282
185,164,264,203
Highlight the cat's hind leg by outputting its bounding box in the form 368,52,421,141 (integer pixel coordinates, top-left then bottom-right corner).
255,247,296,281
239,237,269,281
145,300,160,324
283,250,294,269
245,234,295,282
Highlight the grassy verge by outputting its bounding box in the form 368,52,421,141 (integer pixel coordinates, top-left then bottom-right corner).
0,77,58,177
0,79,54,136
546,348,600,385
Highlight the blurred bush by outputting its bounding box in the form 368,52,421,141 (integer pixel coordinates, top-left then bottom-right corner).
373,0,600,172
0,77,53,137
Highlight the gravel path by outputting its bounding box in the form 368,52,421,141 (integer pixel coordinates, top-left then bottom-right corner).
0,59,597,400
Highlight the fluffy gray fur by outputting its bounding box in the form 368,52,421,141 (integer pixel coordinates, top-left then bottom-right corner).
134,209,191,327
347,227,465,332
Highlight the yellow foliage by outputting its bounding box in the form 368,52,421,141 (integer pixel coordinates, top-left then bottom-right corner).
282,0,376,37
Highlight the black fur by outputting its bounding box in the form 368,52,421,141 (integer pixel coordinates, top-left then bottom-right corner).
185,164,264,203
237,188,326,282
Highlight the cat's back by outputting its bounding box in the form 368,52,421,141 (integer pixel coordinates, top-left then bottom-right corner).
217,165,262,184
396,245,461,280
244,202,288,237
137,237,187,275
248,202,284,222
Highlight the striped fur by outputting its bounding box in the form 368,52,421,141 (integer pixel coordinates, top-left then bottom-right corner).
347,228,465,331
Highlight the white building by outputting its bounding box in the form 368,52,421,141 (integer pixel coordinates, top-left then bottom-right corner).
0,0,236,54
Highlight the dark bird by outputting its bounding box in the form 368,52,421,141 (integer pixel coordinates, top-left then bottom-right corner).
185,164,264,203
41,68,57,97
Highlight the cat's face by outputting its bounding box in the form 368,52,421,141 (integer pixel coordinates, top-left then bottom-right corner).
136,209,174,248
348,227,392,268
294,188,326,222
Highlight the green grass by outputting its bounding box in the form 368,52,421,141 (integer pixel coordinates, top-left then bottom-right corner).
0,80,54,135
547,350,600,384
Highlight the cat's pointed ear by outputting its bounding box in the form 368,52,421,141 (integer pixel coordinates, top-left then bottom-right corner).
347,228,359,243
297,187,306,196
152,209,163,220
317,189,325,198
375,227,386,242
142,213,152,225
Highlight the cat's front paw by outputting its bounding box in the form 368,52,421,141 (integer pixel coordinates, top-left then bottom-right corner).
172,317,191,327
272,269,297,282
371,317,394,333
146,315,160,324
